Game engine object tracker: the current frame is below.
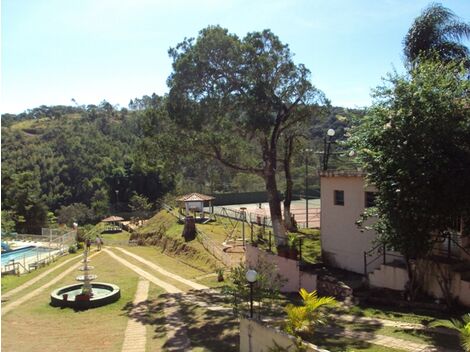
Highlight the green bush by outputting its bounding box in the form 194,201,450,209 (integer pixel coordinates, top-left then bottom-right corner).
68,245,77,254
76,242,83,250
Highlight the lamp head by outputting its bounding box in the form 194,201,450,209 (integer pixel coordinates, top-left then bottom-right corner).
245,269,258,283
327,128,335,137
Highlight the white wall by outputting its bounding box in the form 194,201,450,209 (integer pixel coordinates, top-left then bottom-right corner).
320,173,378,274
239,318,327,352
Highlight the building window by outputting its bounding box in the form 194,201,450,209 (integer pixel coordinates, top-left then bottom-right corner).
365,192,377,208
334,190,344,206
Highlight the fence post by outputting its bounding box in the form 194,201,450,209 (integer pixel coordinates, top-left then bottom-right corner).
363,251,367,278
383,243,386,265
447,232,451,259
250,223,254,244
268,231,272,252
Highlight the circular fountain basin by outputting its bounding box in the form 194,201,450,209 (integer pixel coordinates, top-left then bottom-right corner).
50,282,120,309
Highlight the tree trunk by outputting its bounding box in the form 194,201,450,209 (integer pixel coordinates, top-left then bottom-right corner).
264,166,288,246
283,136,296,231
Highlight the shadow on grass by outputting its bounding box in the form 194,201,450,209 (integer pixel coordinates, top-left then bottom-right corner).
121,289,239,351
387,327,463,351
121,297,166,340
302,318,384,352
178,289,239,352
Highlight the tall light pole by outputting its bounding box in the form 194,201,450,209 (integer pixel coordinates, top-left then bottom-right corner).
245,269,257,318
323,129,336,171
303,148,313,228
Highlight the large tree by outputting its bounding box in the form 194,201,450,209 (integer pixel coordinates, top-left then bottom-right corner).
167,26,323,245
404,3,470,67
349,59,470,296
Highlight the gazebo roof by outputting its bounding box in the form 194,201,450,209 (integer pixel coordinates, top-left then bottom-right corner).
102,216,124,222
176,193,215,202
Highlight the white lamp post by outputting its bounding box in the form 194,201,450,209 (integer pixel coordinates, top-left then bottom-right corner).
245,269,257,318
323,129,336,171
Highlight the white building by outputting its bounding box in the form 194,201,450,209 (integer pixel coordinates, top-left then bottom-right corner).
320,170,378,274
320,170,470,307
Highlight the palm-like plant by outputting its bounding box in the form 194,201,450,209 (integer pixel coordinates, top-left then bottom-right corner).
430,313,470,351
404,3,470,66
284,288,338,336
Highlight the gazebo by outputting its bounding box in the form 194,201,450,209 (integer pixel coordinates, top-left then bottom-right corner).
102,216,124,231
176,193,215,217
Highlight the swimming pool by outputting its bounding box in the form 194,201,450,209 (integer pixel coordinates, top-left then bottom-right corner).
1,246,51,266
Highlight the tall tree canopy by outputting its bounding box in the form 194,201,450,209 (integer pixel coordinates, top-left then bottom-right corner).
167,26,324,244
404,3,470,66
349,59,470,290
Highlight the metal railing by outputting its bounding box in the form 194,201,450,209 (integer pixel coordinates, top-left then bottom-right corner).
195,228,235,267
2,230,75,274
363,243,404,277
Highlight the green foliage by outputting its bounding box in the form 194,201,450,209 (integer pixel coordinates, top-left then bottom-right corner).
349,59,470,262
166,26,326,244
1,211,16,233
223,258,285,317
431,314,470,351
2,103,173,232
57,203,93,226
404,3,470,67
284,289,338,336
128,192,152,213
68,245,77,254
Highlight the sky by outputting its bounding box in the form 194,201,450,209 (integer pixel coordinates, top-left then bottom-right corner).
2,0,470,114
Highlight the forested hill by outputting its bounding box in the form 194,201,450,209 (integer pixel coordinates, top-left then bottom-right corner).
1,101,172,233
1,100,363,233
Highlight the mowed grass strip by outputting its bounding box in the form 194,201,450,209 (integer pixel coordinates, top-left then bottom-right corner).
106,247,194,292
116,245,214,281
145,284,168,352
1,251,140,352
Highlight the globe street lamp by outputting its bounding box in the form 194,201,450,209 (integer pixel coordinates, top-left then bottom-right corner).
245,269,257,318
323,128,336,171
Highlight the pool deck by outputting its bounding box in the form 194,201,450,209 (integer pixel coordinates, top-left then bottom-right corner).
2,241,65,274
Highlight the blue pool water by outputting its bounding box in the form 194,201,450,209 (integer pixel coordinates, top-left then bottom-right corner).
1,246,51,266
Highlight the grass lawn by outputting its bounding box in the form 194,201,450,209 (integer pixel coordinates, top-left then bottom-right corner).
2,250,140,352
309,333,407,352
177,290,239,352
346,302,464,325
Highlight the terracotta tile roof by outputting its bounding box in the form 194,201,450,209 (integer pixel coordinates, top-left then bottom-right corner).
176,193,215,202
102,216,124,222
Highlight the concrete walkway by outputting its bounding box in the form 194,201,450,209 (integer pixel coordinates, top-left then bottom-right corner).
2,252,83,300
103,249,181,293
113,247,208,290
1,251,100,316
317,326,459,352
103,248,192,351
121,279,150,352
337,314,458,336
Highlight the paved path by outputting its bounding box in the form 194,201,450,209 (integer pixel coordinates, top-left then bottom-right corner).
337,314,458,336
113,247,208,290
1,251,100,316
121,279,150,352
104,248,192,351
318,326,459,352
103,249,181,293
2,253,83,300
